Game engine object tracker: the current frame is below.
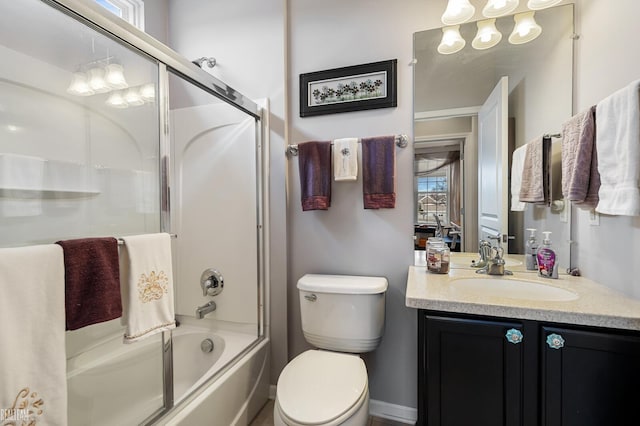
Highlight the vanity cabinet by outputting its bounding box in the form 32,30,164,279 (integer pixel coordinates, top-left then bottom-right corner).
418,310,640,426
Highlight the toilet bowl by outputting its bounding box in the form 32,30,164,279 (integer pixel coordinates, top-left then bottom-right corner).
274,350,369,426
274,274,388,426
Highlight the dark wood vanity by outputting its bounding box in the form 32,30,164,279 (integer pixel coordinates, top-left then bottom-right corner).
417,310,640,426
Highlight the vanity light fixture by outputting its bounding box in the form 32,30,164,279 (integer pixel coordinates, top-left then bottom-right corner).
509,11,542,44
527,0,562,10
483,0,520,18
66,71,95,96
472,19,503,50
441,0,476,25
438,25,466,55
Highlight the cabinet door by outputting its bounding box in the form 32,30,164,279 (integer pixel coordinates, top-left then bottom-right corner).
420,314,525,426
542,326,640,426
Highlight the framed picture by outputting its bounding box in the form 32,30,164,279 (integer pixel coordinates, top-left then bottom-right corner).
299,59,397,117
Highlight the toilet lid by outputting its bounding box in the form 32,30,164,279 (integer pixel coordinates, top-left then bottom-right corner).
277,350,368,425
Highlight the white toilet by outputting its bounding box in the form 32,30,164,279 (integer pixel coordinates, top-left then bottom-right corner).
274,274,388,426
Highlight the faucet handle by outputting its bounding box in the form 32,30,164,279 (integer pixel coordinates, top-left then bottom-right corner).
200,268,224,297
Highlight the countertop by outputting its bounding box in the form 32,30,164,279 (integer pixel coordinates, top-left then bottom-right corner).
406,252,640,331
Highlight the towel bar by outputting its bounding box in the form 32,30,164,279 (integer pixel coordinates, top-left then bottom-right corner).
286,134,409,156
117,233,177,245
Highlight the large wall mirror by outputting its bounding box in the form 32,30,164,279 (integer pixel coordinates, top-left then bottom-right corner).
413,3,574,270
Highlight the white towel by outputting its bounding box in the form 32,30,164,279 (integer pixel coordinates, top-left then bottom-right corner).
595,79,640,216
333,138,358,181
510,144,527,211
0,244,67,426
120,233,176,343
0,154,45,217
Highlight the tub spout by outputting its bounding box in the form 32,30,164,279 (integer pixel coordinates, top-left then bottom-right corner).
195,301,216,319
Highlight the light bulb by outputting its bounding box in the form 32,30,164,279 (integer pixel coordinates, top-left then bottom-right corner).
472,19,502,50
140,84,156,102
105,91,128,108
527,0,562,10
441,0,476,25
66,72,95,96
483,0,519,18
124,88,144,106
88,67,110,93
438,25,466,55
509,11,542,45
104,64,128,89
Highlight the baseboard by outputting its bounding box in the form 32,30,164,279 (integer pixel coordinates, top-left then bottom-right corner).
369,399,417,425
268,384,277,400
267,388,416,424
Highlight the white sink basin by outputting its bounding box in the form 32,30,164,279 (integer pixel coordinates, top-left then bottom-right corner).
450,277,578,302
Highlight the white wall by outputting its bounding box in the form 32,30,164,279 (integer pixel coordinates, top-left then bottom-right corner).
571,0,640,297
165,0,288,384
287,0,431,409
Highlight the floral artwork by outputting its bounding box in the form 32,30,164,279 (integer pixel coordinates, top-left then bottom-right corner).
300,59,397,117
309,73,386,106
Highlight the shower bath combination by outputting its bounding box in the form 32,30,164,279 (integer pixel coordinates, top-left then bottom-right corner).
0,1,268,425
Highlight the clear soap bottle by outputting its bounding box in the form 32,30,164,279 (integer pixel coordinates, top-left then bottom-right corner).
536,231,558,279
525,228,538,271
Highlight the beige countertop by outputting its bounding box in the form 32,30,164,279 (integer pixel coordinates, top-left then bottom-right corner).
407,252,640,331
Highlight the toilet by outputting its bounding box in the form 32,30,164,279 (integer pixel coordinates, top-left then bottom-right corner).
274,274,388,426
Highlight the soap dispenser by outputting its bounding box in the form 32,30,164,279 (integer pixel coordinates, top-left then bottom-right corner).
525,228,538,271
537,231,558,279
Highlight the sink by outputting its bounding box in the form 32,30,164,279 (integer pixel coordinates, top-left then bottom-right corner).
450,277,578,302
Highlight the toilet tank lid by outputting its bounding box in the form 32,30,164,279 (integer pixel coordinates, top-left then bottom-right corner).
297,274,388,294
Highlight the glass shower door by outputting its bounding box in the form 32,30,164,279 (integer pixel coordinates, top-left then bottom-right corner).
168,71,262,403
0,1,164,425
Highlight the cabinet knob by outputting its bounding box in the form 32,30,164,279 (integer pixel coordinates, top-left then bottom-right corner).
505,328,523,344
546,333,565,349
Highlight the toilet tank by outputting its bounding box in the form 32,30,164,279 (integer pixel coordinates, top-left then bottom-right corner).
297,274,388,353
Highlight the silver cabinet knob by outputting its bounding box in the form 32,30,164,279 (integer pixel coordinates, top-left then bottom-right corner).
546,333,565,349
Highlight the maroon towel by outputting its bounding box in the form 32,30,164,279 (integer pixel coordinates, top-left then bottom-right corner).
362,136,396,209
55,237,122,330
298,141,332,211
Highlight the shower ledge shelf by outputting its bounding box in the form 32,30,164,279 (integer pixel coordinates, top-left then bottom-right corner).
0,187,100,199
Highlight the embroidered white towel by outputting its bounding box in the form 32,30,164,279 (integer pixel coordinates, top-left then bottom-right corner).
120,233,176,343
0,244,67,426
595,79,640,216
510,144,528,211
333,138,359,181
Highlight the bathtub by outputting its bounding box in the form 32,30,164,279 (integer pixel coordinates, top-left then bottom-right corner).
67,317,269,426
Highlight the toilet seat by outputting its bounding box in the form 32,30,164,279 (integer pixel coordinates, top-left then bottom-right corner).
276,350,368,425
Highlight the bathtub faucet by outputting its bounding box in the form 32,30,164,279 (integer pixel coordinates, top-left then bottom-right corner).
195,301,216,319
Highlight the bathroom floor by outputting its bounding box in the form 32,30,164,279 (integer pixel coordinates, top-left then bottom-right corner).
249,399,408,426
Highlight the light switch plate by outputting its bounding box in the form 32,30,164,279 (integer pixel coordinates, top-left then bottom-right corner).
589,209,599,226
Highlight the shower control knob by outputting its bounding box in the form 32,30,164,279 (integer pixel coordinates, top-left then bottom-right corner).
200,268,224,297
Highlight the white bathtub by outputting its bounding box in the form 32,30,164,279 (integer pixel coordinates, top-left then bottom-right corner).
67,317,268,426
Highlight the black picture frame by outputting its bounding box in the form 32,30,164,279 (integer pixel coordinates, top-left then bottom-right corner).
299,59,397,117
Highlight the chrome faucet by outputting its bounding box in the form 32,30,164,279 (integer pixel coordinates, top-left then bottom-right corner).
472,239,493,268
195,301,217,319
475,236,513,276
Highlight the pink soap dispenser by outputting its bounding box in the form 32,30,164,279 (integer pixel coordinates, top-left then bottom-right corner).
536,231,558,279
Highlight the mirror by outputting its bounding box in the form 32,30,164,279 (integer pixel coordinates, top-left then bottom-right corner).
413,3,574,269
